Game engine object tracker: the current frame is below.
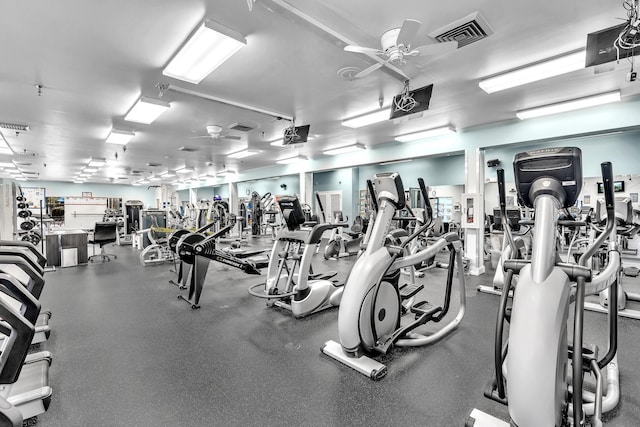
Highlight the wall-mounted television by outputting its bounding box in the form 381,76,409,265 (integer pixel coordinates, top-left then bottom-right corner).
597,180,625,193
283,124,310,145
389,83,434,120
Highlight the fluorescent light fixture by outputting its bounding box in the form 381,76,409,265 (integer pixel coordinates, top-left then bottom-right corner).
124,96,170,124
14,177,26,181
0,162,14,168
88,158,106,167
479,50,586,93
380,159,414,166
163,20,246,84
270,138,284,147
395,125,456,142
139,180,150,184
228,148,260,159
342,108,391,128
83,167,98,173
175,166,195,174
516,91,621,120
216,170,237,176
149,176,162,182
160,171,176,178
131,182,142,186
276,155,308,164
323,143,366,156
78,173,91,178
106,129,135,145
73,180,85,184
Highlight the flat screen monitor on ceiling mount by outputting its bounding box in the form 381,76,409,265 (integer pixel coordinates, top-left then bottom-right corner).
389,83,434,121
283,124,310,145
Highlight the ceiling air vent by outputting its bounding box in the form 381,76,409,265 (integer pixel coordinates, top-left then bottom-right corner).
131,170,145,175
228,122,256,132
429,12,493,48
179,146,199,152
147,162,162,167
0,123,30,132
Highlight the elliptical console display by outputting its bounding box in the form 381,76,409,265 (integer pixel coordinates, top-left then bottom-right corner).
514,147,582,209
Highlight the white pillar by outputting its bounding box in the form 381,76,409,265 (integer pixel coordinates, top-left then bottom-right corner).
464,148,486,276
299,171,313,205
228,182,239,216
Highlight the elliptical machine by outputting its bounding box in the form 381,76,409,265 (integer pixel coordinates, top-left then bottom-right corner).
468,147,621,427
322,172,466,379
248,195,348,317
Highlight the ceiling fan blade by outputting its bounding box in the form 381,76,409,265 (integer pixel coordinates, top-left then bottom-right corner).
411,40,458,58
188,135,212,139
396,19,421,47
344,45,385,56
222,135,242,140
355,62,384,79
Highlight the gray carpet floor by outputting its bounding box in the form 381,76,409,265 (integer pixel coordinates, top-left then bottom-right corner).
30,238,640,426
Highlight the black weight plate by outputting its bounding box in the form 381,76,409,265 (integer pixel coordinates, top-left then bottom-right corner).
20,221,34,230
17,202,27,209
18,210,32,218
16,195,25,202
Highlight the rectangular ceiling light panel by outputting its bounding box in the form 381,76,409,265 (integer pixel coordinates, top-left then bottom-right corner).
88,158,107,167
124,97,170,124
516,91,621,120
323,143,366,156
395,125,456,142
479,50,586,93
276,155,308,164
163,20,247,84
228,149,259,159
342,108,391,128
106,129,135,145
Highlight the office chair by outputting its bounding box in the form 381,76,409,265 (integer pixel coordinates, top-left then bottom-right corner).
88,222,118,262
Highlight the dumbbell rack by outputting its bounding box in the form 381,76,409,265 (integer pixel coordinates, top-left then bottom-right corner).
16,193,44,251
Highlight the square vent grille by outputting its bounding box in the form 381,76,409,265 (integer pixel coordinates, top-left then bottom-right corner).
0,122,30,132
228,122,256,132
429,12,493,48
179,146,199,152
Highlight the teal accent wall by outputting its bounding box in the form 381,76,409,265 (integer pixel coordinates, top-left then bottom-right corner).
37,181,156,207
484,130,640,181
358,155,465,190
237,175,300,200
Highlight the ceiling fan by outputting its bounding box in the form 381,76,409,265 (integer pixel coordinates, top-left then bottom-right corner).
190,125,242,141
344,19,458,79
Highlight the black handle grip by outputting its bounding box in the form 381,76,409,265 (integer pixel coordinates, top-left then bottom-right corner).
314,192,326,223
601,162,615,212
367,179,379,213
418,178,433,219
497,169,506,212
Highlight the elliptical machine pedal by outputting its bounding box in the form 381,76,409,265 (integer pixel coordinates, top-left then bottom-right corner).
398,283,423,300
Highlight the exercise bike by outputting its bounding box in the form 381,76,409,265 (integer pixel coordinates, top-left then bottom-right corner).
248,196,349,317
468,147,621,427
322,173,466,379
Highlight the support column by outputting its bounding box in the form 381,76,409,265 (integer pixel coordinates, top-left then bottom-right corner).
228,182,239,216
300,171,313,206
464,148,486,276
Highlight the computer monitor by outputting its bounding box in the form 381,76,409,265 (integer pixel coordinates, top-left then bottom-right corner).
277,196,306,231
597,181,625,193
493,208,521,231
283,124,310,145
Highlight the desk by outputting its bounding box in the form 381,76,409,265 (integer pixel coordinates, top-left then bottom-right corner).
45,230,88,267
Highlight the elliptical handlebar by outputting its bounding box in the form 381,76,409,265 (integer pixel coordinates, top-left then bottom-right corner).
366,179,379,213
418,178,433,223
579,162,617,268
496,168,518,258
